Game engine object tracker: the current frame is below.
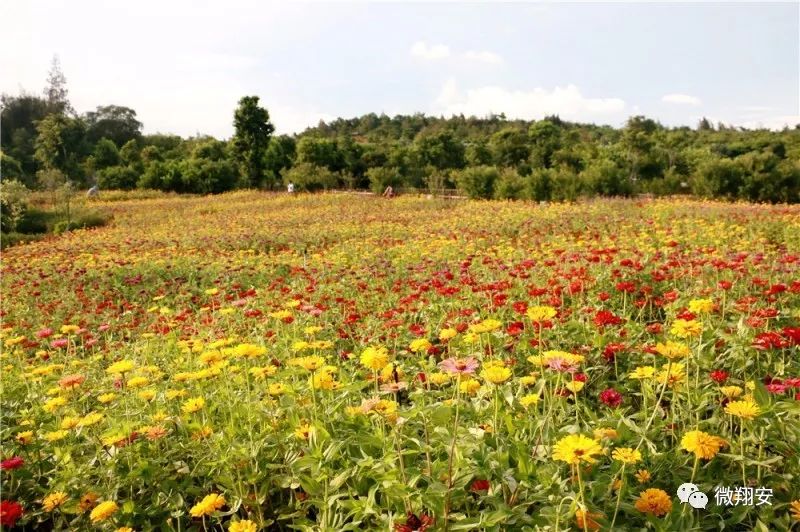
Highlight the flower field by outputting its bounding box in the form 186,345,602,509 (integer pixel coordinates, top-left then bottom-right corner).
2,192,800,531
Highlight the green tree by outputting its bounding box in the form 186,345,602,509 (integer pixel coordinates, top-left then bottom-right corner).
92,138,121,169
34,113,87,179
232,96,275,188
43,55,73,115
85,105,143,146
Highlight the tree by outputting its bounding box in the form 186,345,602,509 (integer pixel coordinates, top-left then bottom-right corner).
489,128,530,167
0,93,51,180
415,130,465,170
85,105,143,146
34,113,87,179
44,55,73,115
232,96,274,188
264,135,296,188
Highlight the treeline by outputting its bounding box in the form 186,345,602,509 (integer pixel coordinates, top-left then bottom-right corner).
3,58,800,202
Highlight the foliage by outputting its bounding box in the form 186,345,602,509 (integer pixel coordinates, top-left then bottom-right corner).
281,162,339,191
453,165,499,199
0,178,31,232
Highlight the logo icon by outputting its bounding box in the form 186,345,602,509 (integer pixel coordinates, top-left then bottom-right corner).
677,483,708,510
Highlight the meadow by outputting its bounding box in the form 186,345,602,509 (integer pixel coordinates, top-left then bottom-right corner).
1,192,799,531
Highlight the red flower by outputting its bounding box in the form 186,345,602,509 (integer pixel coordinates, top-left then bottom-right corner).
710,370,729,384
718,280,733,291
599,388,623,408
395,512,434,532
753,332,789,350
0,457,24,470
0,500,23,527
646,323,663,334
506,321,524,336
602,342,626,362
470,479,490,492
594,310,624,328
573,372,587,383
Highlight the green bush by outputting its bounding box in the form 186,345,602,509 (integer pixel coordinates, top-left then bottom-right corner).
53,210,112,234
366,166,402,194
580,160,632,196
0,178,30,232
281,162,339,192
453,165,498,199
98,165,139,190
526,169,553,201
494,168,525,199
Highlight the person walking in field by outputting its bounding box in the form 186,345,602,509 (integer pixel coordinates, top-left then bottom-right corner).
287,182,295,194
382,185,394,198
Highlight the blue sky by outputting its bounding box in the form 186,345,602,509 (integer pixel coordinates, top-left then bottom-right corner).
2,1,798,137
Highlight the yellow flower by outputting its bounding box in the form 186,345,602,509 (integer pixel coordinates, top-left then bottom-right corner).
681,430,726,460
303,326,323,336
90,501,119,523
126,376,149,388
44,430,68,442
373,399,399,422
106,360,135,374
204,288,219,295
688,298,714,314
60,324,80,334
526,305,557,322
611,447,642,464
268,383,289,396
725,400,761,420
654,341,690,360
229,520,258,532
719,386,743,398
312,368,340,390
189,493,226,517
519,374,538,386
656,363,685,387
480,365,512,384
459,378,481,395
438,328,458,341
43,491,69,511
182,397,206,414
428,372,451,386
634,488,672,516
670,319,702,338
289,355,326,371
565,381,585,393
138,389,156,401
552,434,603,465
233,343,267,358
294,423,314,440
78,492,99,512
409,338,432,353
520,394,540,408
61,416,81,429
16,431,34,444
192,426,213,439
269,309,292,320
165,389,187,400
98,393,117,404
101,431,126,447
117,527,134,532
361,346,390,371
469,318,502,334
628,366,656,380
43,396,68,413
593,428,618,441
249,366,277,379
635,469,651,484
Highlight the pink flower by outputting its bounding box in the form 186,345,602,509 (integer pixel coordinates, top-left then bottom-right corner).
36,328,54,339
439,357,479,375
599,388,623,408
50,338,69,349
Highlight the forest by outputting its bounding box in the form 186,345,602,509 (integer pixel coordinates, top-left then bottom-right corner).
3,59,800,203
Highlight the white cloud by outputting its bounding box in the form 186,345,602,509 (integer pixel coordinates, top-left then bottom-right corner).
662,93,702,106
738,115,800,130
462,50,503,64
434,79,626,123
410,41,451,60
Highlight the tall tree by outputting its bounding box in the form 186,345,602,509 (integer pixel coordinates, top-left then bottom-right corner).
44,55,73,115
232,96,274,187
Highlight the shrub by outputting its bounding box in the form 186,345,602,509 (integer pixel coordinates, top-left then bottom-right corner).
0,178,30,232
494,168,525,200
453,165,498,199
581,160,632,197
526,169,553,201
366,167,402,194
281,163,339,192
98,165,139,190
